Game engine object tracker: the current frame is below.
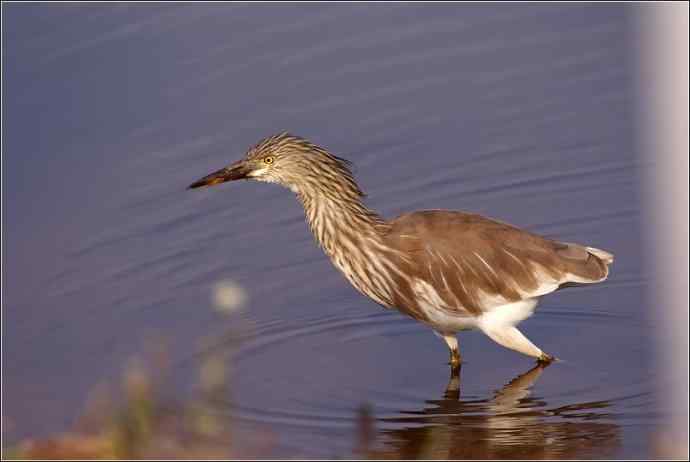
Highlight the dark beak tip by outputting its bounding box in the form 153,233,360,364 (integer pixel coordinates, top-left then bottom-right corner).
188,162,248,191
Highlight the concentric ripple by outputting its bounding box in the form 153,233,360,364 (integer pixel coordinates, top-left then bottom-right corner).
198,306,652,459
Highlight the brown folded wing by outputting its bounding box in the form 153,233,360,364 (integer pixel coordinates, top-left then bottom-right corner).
384,210,612,317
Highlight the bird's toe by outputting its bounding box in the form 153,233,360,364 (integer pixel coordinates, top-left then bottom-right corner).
536,353,556,365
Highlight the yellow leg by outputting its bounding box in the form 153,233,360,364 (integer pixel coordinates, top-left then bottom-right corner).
439,333,461,370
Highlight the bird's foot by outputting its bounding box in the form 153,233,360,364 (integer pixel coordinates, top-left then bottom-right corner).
448,352,462,375
448,351,462,365
536,353,556,365
449,361,461,376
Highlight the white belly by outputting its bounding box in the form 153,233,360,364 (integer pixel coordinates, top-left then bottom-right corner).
411,278,539,333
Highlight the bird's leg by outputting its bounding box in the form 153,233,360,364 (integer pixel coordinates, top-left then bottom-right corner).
449,348,461,374
536,352,556,364
438,333,461,371
449,356,461,384
479,324,555,363
444,362,462,400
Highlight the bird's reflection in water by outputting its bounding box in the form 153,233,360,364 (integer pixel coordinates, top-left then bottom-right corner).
360,363,620,460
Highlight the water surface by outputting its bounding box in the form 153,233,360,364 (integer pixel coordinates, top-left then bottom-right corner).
4,4,654,458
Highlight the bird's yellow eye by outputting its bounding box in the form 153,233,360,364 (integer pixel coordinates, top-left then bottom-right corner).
263,156,275,165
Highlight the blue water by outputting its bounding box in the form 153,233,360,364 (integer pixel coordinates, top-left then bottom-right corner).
4,4,656,458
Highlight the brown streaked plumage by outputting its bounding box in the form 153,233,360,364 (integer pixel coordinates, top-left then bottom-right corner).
189,132,614,370
385,210,611,317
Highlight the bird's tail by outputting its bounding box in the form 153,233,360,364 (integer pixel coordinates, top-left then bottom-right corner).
585,246,614,265
555,242,614,284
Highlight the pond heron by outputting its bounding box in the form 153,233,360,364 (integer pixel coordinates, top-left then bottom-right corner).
189,133,613,370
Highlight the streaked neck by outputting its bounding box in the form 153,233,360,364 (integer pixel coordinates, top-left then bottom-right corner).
297,189,387,256
296,186,401,308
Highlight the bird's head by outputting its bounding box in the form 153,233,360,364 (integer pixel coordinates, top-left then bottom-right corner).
188,132,363,197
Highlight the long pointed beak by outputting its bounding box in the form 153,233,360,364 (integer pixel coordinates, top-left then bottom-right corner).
188,160,250,189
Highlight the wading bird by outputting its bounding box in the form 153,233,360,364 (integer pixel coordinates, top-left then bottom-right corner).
189,133,613,370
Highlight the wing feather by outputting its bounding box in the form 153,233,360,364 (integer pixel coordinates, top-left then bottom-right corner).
385,210,613,315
